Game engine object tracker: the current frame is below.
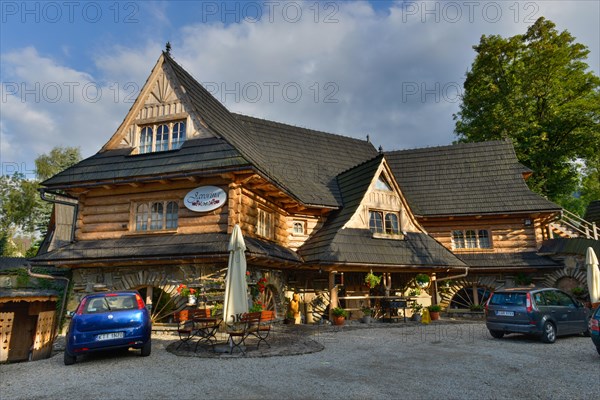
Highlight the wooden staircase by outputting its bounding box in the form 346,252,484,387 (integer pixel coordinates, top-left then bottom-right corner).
550,209,599,240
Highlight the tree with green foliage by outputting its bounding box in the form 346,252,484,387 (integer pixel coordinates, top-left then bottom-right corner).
454,17,600,214
0,146,81,256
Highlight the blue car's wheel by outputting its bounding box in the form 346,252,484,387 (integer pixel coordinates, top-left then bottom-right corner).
141,340,151,357
64,351,76,365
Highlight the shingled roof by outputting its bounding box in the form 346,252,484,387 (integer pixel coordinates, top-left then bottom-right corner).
32,233,301,265
41,137,248,187
299,156,466,269
457,252,561,271
42,53,376,208
386,141,561,217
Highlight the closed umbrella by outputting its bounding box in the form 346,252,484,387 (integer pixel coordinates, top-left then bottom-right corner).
586,247,600,305
222,224,249,324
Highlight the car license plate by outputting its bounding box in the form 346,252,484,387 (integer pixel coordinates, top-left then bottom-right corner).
96,332,124,341
496,311,514,317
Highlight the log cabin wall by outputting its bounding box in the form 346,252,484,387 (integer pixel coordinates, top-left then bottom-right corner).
235,187,290,246
287,216,323,251
419,215,547,253
75,177,231,240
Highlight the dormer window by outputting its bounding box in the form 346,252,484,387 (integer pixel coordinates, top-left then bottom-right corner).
369,210,400,236
138,121,186,154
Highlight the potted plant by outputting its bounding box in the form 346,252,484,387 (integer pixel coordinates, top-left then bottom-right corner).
411,303,423,321
361,307,373,324
332,307,348,326
415,273,430,288
408,288,421,297
428,304,442,320
365,272,382,289
177,284,197,305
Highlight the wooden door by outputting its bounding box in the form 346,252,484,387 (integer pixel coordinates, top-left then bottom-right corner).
0,312,14,362
31,311,55,361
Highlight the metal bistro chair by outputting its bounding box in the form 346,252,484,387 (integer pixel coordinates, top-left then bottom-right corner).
226,312,261,355
174,310,195,350
250,310,275,349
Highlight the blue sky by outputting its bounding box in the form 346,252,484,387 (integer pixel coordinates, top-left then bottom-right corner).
1,1,599,178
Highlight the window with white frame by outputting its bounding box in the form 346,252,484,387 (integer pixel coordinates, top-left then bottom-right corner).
452,229,491,249
292,221,306,235
134,201,178,231
138,121,186,153
257,208,273,239
369,210,400,236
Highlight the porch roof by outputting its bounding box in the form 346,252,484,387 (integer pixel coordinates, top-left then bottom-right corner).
31,233,302,266
457,252,561,270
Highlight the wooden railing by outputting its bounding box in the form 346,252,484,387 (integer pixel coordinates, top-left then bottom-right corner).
551,209,599,240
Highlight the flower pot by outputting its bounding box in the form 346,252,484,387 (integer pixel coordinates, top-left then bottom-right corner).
333,316,346,326
187,295,197,306
361,315,372,324
429,311,440,321
411,314,422,322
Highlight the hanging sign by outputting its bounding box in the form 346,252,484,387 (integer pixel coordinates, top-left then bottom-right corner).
184,186,227,212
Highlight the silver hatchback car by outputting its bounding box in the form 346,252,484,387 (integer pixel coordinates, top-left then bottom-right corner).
485,287,590,343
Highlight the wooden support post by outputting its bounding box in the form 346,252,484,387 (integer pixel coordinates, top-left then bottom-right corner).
329,271,338,322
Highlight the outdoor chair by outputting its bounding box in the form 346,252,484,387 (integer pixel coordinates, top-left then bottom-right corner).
174,310,195,350
226,312,262,355
250,310,275,349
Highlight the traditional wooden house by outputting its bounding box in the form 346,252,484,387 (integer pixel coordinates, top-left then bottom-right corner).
32,52,465,321
31,51,596,322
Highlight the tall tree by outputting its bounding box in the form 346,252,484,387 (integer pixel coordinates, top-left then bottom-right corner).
0,147,81,256
454,17,600,211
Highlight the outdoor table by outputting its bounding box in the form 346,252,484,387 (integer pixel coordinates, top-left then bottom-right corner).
381,297,409,323
192,317,221,352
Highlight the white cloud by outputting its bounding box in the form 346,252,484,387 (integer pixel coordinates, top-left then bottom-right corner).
1,0,598,173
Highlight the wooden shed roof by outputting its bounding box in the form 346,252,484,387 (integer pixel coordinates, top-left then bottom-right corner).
385,141,561,217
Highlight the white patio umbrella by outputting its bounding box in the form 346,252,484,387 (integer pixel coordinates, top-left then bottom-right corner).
586,247,600,304
222,224,249,324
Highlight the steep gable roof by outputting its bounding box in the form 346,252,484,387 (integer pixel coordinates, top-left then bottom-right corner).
386,140,561,217
298,155,465,268
42,53,377,207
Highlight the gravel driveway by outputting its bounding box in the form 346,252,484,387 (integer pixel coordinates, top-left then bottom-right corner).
1,321,597,400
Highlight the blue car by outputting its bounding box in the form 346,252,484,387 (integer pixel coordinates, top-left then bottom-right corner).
590,305,600,356
64,291,152,365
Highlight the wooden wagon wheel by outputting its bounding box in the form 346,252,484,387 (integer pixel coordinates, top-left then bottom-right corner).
257,284,279,316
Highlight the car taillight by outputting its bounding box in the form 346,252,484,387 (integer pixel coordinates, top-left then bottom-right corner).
526,293,533,313
591,318,599,332
135,293,145,309
485,293,493,314
75,298,87,315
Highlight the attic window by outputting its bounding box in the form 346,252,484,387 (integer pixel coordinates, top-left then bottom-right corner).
138,121,186,153
375,175,393,191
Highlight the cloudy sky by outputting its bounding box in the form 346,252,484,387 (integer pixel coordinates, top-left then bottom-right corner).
1,1,598,178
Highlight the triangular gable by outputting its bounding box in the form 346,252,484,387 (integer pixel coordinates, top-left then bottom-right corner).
101,53,214,152
343,158,422,234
